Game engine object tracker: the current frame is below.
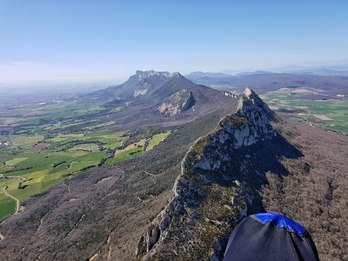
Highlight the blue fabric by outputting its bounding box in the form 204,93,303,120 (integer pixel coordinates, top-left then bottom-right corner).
253,213,306,235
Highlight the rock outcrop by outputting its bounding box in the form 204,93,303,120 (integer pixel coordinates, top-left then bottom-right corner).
158,89,196,116
133,71,180,97
135,70,177,81
136,88,278,260
133,81,152,97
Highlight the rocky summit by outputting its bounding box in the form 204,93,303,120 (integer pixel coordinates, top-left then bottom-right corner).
133,71,181,97
136,88,279,260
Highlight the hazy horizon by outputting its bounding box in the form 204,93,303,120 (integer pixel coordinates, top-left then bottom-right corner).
1,1,348,90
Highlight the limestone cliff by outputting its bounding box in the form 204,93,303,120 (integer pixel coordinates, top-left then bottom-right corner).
133,71,180,97
158,89,196,116
136,88,277,260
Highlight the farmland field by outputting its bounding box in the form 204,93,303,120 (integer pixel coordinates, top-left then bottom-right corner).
146,131,171,151
0,99,170,219
261,87,348,135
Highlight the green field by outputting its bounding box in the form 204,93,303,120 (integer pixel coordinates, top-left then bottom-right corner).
261,88,348,135
146,131,171,151
0,197,16,219
105,132,171,165
0,131,124,218
0,129,170,218
0,99,171,219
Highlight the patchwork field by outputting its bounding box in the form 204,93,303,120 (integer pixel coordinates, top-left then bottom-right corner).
0,99,170,219
0,130,170,218
261,87,348,135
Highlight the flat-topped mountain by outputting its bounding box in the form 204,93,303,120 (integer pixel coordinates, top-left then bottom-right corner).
91,70,178,100
88,71,235,128
91,70,231,106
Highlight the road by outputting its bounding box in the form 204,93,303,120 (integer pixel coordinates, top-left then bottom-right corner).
2,186,20,214
0,176,25,241
0,175,26,214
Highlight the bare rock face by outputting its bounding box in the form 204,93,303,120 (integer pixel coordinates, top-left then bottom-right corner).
158,89,196,116
136,88,278,260
236,87,275,125
133,71,180,97
135,70,176,81
134,81,152,97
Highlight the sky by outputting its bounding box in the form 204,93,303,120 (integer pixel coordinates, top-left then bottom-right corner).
0,0,348,89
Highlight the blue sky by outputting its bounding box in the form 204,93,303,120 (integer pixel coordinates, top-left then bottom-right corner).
0,0,348,88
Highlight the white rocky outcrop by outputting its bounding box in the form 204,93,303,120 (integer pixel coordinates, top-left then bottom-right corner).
135,70,180,81
134,81,152,97
132,71,182,97
134,88,149,97
158,89,196,116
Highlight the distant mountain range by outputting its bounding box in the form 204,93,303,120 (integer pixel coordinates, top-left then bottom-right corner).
186,71,233,79
186,72,348,97
277,64,348,76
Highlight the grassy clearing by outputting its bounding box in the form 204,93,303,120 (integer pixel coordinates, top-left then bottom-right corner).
43,120,88,131
105,132,171,165
0,196,16,218
82,121,117,131
146,131,171,151
106,147,144,165
5,157,28,167
105,139,146,165
70,143,100,152
49,133,85,143
0,117,27,125
10,134,44,147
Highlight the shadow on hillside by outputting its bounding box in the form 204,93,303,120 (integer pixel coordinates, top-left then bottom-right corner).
202,134,303,188
195,133,304,213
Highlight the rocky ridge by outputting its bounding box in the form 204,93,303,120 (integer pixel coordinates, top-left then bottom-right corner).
136,87,277,260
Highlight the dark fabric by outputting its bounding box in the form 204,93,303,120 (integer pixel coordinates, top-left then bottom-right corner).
223,214,320,261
